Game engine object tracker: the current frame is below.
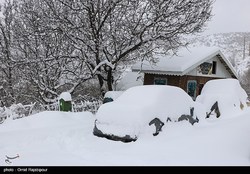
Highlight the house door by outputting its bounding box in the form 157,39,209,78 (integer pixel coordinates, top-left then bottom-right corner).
199,84,204,95
187,80,197,100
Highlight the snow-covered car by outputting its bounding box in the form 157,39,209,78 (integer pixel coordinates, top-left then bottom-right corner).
196,79,248,118
103,91,124,104
93,85,201,142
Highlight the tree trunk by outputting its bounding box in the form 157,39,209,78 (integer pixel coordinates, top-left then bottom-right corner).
97,74,105,97
107,68,113,91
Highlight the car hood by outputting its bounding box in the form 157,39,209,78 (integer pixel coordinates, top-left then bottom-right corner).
95,102,154,137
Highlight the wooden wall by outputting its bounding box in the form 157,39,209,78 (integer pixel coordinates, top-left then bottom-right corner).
144,73,222,97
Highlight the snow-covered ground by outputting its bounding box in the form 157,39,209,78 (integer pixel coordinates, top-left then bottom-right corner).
1,109,250,166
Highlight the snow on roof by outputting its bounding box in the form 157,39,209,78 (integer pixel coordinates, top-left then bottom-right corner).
59,92,72,101
132,46,237,77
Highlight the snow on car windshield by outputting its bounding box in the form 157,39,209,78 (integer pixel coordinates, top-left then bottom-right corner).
96,86,194,131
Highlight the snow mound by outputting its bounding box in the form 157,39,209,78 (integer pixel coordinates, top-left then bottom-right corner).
104,91,124,101
59,92,72,101
196,79,248,118
132,46,220,73
0,111,93,133
96,85,194,138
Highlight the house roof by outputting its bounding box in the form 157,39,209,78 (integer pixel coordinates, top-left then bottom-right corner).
132,46,237,78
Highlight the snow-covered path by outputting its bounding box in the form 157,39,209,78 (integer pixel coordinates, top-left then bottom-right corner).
0,110,250,166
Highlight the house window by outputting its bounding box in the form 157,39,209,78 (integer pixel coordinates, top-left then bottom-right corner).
198,62,213,75
154,77,167,85
212,61,217,74
187,80,197,99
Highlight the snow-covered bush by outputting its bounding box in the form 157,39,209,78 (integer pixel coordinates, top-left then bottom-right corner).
0,107,8,124
0,103,36,123
37,100,102,113
0,100,101,124
72,101,102,113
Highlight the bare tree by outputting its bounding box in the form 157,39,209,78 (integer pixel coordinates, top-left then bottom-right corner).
0,0,19,106
0,0,214,105
43,0,213,94
12,0,93,104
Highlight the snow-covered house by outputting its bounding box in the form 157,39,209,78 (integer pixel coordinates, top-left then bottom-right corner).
132,46,237,99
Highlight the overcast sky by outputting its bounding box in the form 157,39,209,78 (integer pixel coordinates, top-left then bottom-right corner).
0,0,249,35
204,0,250,34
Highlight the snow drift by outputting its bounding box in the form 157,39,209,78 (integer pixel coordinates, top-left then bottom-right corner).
196,79,248,118
95,85,197,141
